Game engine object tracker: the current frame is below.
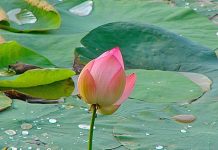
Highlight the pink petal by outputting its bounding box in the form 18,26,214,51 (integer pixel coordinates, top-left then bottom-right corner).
78,69,97,104
98,47,124,69
98,105,120,115
97,68,126,106
115,73,136,105
80,59,94,73
90,55,125,106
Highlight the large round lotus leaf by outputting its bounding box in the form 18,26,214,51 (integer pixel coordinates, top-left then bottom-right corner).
0,92,12,111
113,99,218,150
77,22,217,71
126,69,203,103
0,68,75,88
0,0,61,31
0,0,218,68
0,96,124,149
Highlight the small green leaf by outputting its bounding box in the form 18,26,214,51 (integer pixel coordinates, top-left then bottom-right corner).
0,41,55,69
0,79,75,100
0,68,75,87
0,0,61,32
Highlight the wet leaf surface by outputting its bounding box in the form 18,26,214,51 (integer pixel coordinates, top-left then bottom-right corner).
0,68,75,88
0,0,61,32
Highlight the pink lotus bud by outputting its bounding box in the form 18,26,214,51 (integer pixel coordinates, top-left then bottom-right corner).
78,47,136,115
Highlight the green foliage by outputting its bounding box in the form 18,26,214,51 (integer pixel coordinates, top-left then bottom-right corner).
126,69,203,103
77,22,217,70
0,0,61,32
114,99,218,150
0,79,75,100
0,41,54,69
0,0,218,149
0,68,75,87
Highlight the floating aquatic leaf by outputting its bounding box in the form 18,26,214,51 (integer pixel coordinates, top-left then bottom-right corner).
0,41,54,69
0,0,61,31
0,68,75,88
1,78,75,100
0,98,121,149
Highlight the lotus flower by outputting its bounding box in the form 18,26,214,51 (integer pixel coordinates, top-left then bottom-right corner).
78,47,136,115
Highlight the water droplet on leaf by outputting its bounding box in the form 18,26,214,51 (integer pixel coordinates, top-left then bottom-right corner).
78,124,95,130
156,145,163,149
180,129,187,133
7,8,37,25
145,132,150,136
5,130,16,136
49,118,57,124
22,130,29,136
37,127,42,130
69,0,93,16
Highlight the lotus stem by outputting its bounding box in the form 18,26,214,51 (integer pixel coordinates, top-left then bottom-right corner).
88,104,97,150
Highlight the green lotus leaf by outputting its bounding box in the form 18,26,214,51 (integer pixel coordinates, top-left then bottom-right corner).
0,0,61,32
0,68,75,87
